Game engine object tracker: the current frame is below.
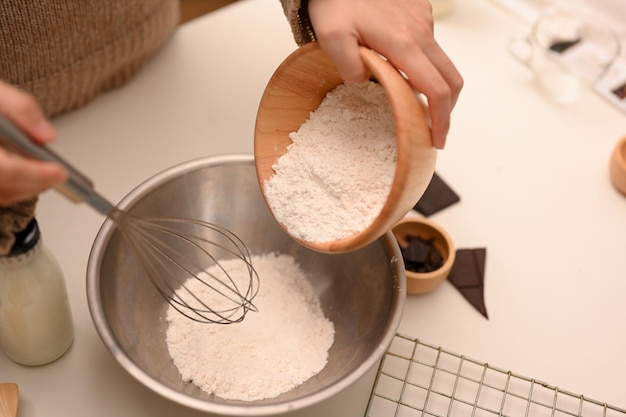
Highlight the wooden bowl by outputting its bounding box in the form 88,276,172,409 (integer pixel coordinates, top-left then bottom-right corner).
392,217,455,295
254,42,437,253
609,135,626,197
0,383,18,417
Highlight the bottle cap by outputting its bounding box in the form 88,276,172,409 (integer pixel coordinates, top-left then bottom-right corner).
4,218,40,257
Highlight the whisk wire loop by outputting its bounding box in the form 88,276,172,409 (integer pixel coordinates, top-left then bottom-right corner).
111,210,260,324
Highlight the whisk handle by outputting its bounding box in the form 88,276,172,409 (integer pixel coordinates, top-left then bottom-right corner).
0,114,114,215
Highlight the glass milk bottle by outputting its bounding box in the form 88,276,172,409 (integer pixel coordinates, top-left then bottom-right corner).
0,218,74,366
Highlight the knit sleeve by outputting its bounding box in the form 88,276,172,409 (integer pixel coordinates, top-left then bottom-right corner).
0,198,37,256
279,0,316,45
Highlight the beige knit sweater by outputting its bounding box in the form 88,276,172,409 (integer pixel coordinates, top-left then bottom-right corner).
0,0,312,254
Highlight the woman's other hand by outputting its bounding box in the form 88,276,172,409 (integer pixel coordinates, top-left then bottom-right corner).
0,80,67,206
308,0,463,149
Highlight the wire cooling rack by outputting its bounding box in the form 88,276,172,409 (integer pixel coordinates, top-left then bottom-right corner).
365,333,626,417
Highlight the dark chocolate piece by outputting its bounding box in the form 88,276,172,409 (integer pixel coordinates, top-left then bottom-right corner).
612,82,626,100
448,248,488,319
400,235,443,273
550,38,581,53
413,172,460,216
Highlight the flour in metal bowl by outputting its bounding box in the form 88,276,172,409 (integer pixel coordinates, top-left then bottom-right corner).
165,253,335,401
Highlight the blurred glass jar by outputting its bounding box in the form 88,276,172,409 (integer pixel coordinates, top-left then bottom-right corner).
508,8,621,103
0,218,74,366
430,0,455,18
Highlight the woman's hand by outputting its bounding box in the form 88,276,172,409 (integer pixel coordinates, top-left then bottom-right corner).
0,80,67,206
308,0,463,149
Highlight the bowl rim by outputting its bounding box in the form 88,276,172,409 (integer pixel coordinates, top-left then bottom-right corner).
610,136,626,195
86,153,406,415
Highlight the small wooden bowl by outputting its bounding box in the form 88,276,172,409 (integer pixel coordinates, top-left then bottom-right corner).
392,217,455,295
254,42,437,253
609,136,626,197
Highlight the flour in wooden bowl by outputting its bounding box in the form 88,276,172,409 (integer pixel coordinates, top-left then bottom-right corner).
263,81,396,243
165,253,335,401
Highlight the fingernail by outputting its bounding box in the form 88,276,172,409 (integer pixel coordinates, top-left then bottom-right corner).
434,136,446,150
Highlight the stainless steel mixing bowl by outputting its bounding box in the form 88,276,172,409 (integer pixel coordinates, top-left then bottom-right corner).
86,154,406,415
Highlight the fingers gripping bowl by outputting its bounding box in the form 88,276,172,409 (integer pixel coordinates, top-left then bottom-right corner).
254,42,437,254
86,155,406,415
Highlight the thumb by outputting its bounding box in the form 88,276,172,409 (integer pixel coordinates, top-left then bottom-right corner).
319,38,370,83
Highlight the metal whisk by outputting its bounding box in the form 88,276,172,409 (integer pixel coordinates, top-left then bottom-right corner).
0,115,259,324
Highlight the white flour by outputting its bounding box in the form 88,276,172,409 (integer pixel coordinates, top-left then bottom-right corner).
264,81,397,243
165,253,335,401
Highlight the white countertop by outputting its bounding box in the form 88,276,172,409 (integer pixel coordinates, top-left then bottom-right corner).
2,0,625,415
